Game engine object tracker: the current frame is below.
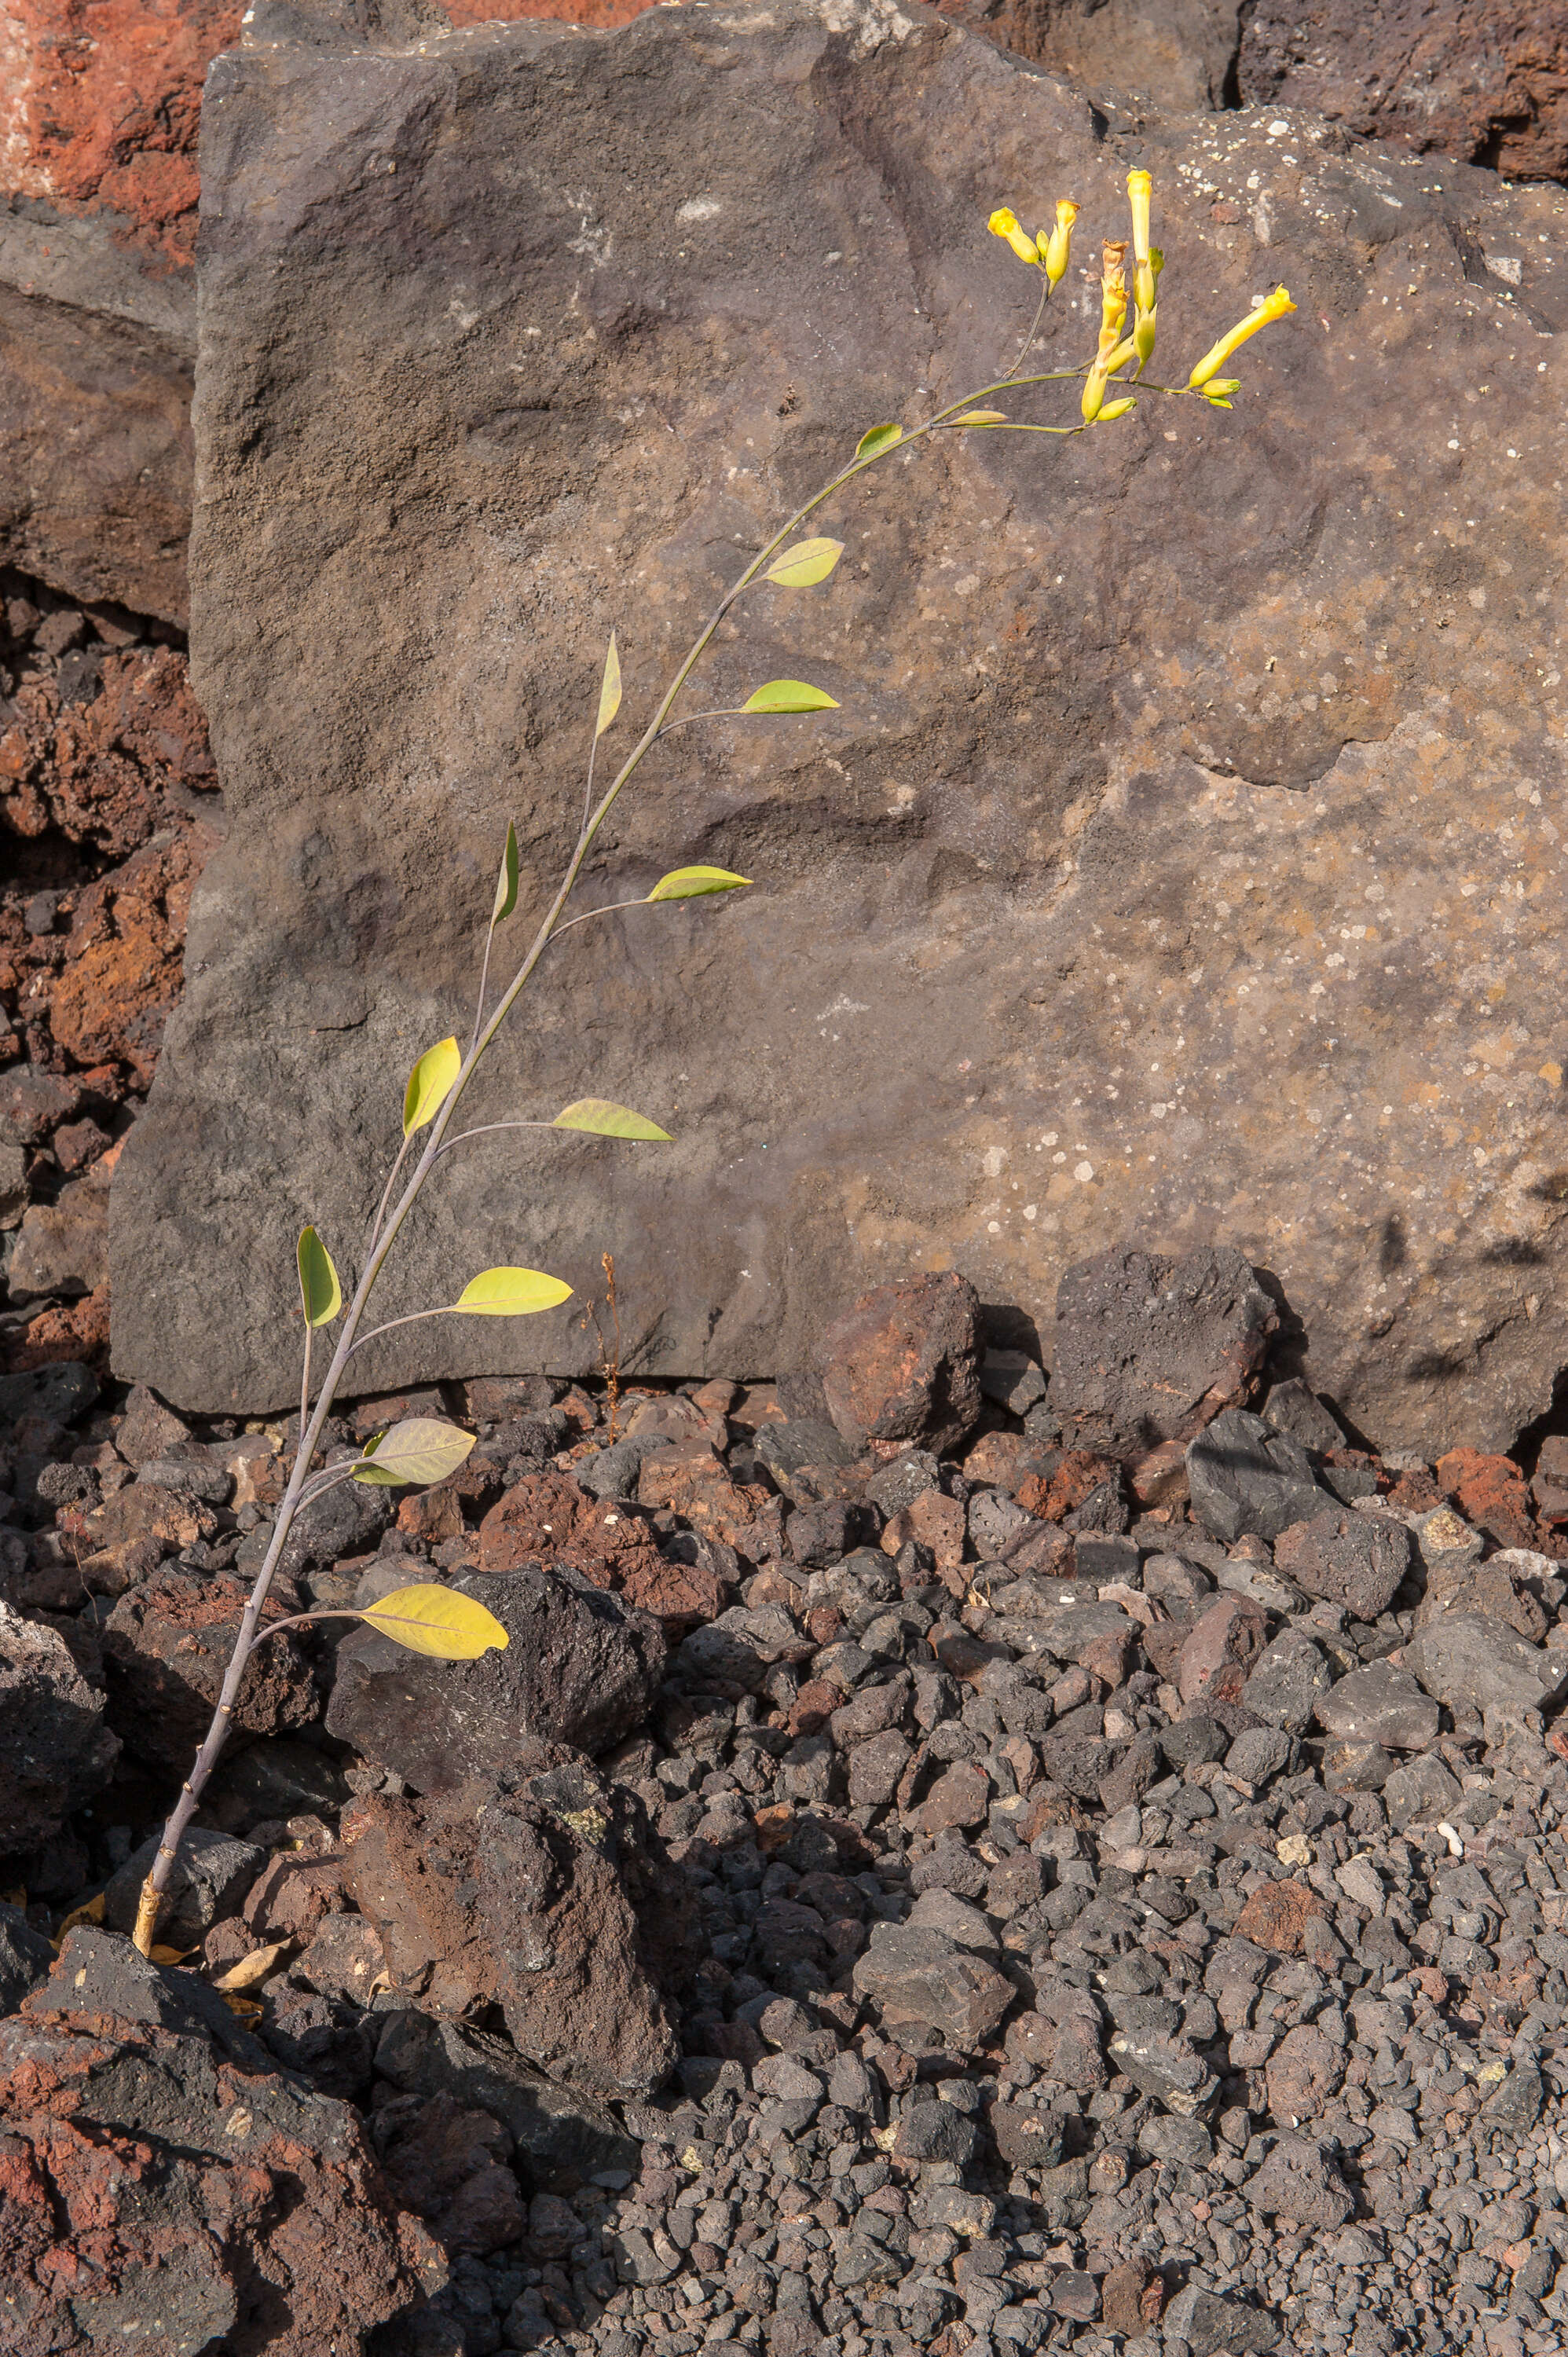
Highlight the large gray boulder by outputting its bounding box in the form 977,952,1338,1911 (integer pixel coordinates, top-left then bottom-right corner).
111,0,1568,1457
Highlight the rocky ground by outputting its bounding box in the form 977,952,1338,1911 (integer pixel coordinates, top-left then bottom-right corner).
7,1253,1568,2356
0,560,219,1373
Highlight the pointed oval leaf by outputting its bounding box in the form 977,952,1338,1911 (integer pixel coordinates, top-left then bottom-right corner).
492,819,518,924
595,632,622,742
764,537,844,588
453,1266,575,1317
403,1036,461,1137
741,680,840,715
296,1226,342,1327
553,1098,672,1142
359,1582,510,1659
950,409,1009,425
353,1417,477,1487
855,422,903,460
646,865,752,902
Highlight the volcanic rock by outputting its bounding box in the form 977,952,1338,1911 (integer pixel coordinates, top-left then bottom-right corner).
1188,1412,1335,1545
112,0,1568,1454
1405,1613,1568,1717
0,1928,442,2353
344,1763,683,2099
1050,1245,1275,1457
326,1562,666,1787
102,1567,321,1772
819,1272,984,1454
1273,1507,1416,1621
0,1598,120,1853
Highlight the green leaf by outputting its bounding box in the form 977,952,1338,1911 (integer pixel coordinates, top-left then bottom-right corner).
764,537,844,588
296,1227,341,1327
951,409,1009,426
553,1098,673,1142
354,1417,477,1487
595,632,621,742
855,422,903,460
453,1266,575,1316
646,865,752,902
358,1582,510,1659
740,680,840,714
491,820,518,924
403,1036,461,1137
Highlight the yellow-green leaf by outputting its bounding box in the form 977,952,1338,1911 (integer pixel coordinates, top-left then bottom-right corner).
358,1583,510,1660
553,1098,672,1142
403,1036,461,1137
296,1226,341,1328
492,819,518,924
452,1266,574,1317
855,422,903,460
741,680,839,715
595,632,621,741
950,409,1009,425
354,1417,477,1487
646,866,752,902
764,537,844,588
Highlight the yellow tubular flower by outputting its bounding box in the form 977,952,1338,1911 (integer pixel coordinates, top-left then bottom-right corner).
1083,243,1129,420
1127,169,1152,264
1187,284,1297,388
1043,197,1079,286
1135,244,1163,322
989,207,1042,266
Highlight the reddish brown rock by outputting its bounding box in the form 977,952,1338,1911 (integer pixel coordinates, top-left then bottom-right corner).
1234,1879,1332,1957
1236,0,1568,185
0,1928,442,2354
476,1467,669,1591
102,1566,320,1771
1177,1594,1269,1708
1017,1451,1122,1525
377,2091,527,2256
636,1442,768,1550
880,1485,967,1574
1101,2259,1165,2336
1435,1446,1537,1552
819,1273,984,1455
344,1765,682,2099
916,1761,992,1836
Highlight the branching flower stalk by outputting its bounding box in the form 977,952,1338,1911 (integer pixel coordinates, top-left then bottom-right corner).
132,170,1295,1956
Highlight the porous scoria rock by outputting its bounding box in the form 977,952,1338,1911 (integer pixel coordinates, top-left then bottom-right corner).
344,1763,685,2098
0,1928,444,2353
1050,1244,1276,1457
101,1566,320,1772
0,1600,119,1852
819,1271,984,1453
112,0,1568,1459
327,1561,666,1786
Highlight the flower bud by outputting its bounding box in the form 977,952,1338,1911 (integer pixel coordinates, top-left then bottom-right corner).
1126,169,1152,264
989,207,1042,267
1097,396,1137,422
1043,197,1079,286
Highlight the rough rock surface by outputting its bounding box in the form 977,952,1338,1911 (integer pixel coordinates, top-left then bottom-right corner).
819,1272,984,1454
0,1596,119,1848
112,0,1568,1455
1050,1245,1277,1458
0,1927,444,2353
344,1767,683,2099
327,1562,667,1787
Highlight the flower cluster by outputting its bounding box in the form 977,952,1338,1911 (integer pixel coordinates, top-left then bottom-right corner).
988,170,1295,423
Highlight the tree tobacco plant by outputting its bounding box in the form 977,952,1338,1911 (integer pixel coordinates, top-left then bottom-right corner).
132,170,1295,1954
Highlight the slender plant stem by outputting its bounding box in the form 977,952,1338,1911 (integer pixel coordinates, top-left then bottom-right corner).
469,917,499,1059
131,342,1211,1954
